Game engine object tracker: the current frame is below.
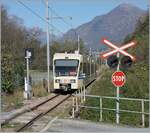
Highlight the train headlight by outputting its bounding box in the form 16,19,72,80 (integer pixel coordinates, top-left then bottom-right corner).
70,79,76,83
55,79,60,83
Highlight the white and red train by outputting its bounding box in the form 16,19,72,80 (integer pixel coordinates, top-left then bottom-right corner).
53,51,97,92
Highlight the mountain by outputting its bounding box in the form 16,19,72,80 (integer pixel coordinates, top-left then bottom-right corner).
62,4,146,50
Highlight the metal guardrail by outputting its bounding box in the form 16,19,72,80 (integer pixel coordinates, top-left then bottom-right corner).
72,94,150,127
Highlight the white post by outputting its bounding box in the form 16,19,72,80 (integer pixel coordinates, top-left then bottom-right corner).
78,35,80,53
27,55,31,99
78,89,81,101
72,97,75,118
83,86,85,101
99,97,102,122
24,51,32,99
90,48,92,78
24,77,28,99
94,55,96,77
141,100,145,127
26,55,29,87
93,59,95,77
80,87,82,103
75,92,78,111
87,59,89,80
95,58,96,76
116,52,120,124
46,0,50,93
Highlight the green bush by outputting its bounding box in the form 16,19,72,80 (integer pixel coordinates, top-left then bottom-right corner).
2,54,24,93
1,54,14,93
13,63,24,88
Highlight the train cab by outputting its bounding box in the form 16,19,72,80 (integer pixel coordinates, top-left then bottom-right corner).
53,51,85,91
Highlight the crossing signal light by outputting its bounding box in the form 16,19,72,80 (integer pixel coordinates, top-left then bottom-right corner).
107,55,133,69
121,56,132,69
107,55,119,69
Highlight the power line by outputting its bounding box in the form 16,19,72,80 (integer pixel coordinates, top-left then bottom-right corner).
41,0,47,7
49,6,72,28
41,0,80,42
16,0,64,35
41,0,72,28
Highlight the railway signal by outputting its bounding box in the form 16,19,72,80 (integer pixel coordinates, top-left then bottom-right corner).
100,38,136,69
25,48,34,59
24,48,33,99
100,37,137,124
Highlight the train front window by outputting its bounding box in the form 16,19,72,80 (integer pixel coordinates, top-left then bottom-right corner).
55,59,79,77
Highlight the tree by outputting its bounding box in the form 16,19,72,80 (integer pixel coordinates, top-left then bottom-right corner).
1,54,14,93
1,6,44,93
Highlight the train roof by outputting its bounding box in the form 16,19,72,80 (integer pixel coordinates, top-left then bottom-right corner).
53,51,83,61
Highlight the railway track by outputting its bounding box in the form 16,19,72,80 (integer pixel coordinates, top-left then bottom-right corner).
15,78,96,132
15,94,71,132
30,94,60,111
1,78,96,132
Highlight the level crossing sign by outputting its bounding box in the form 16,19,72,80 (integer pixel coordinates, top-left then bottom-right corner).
101,38,136,61
99,37,137,124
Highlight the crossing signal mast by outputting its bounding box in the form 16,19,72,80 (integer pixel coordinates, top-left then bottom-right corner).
100,38,137,124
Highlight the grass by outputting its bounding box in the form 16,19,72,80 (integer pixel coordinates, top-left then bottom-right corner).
32,82,50,97
1,122,23,132
2,122,21,128
2,81,53,112
80,63,149,127
32,82,53,97
2,89,24,112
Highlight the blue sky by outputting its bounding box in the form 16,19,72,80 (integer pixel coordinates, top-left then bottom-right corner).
2,0,149,36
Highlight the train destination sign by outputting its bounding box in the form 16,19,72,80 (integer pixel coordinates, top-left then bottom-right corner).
111,71,126,87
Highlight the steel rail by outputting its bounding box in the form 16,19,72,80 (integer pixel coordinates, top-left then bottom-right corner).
16,94,71,132
1,94,60,126
31,94,60,111
16,72,96,132
85,78,96,88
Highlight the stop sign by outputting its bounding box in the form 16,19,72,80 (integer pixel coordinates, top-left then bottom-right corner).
112,71,126,87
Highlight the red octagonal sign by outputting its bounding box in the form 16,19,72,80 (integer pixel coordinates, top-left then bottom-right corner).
112,71,126,87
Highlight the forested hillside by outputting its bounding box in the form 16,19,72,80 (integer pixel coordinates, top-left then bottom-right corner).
123,12,149,98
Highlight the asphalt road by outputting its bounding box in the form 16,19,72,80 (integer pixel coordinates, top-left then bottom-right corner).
42,118,150,132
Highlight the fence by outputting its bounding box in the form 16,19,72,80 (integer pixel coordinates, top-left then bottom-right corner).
30,70,53,85
72,94,150,127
